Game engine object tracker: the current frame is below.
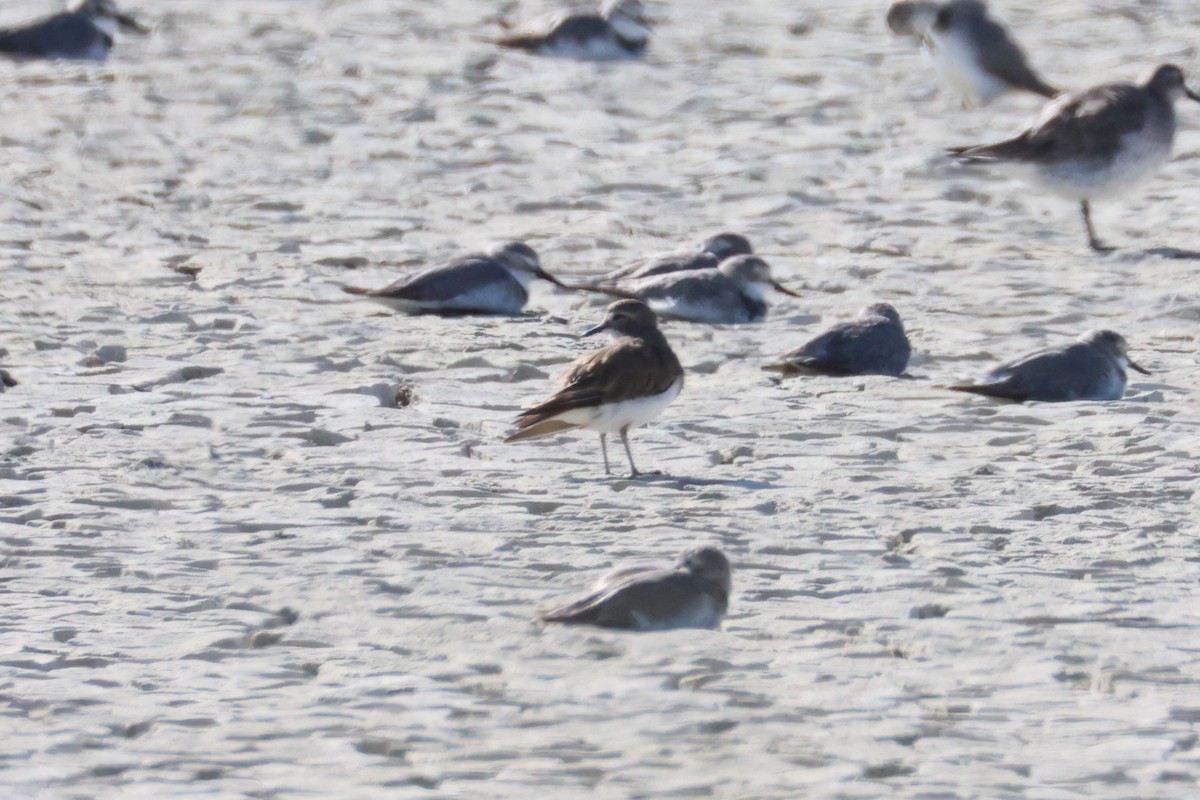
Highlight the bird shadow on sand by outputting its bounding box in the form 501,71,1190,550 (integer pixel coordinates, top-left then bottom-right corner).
1144,246,1200,260
564,473,775,491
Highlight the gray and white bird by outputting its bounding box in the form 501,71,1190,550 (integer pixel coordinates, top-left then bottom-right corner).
536,546,731,631
494,0,649,60
949,64,1200,252
592,255,801,325
505,299,682,477
0,0,148,62
600,232,754,284
342,241,573,316
945,329,1150,402
887,0,1057,107
764,303,912,377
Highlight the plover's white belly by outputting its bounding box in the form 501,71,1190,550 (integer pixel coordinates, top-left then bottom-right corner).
370,279,523,314
546,35,632,60
632,595,723,631
1024,135,1172,201
928,32,1007,106
558,378,682,434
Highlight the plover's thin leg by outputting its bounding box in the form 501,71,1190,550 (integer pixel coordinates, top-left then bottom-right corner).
1081,201,1114,253
599,433,610,475
618,427,641,477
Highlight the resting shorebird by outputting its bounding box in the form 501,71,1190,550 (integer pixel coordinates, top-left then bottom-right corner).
342,241,573,316
494,0,649,60
764,303,912,377
949,64,1200,252
505,299,682,477
0,0,148,61
945,330,1149,402
887,0,1057,107
600,232,754,284
536,546,731,631
592,255,801,324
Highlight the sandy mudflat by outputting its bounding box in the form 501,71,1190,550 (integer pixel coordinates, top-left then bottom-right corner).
1,0,1199,797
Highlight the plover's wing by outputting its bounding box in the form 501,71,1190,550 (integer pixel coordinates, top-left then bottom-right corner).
346,256,521,310
537,570,724,630
506,334,681,440
495,12,607,50
947,344,1103,401
602,251,717,283
768,319,910,376
0,13,105,60
972,15,1058,98
630,272,756,323
953,83,1148,163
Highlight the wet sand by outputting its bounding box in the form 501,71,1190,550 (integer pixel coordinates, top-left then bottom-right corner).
2,1,1199,797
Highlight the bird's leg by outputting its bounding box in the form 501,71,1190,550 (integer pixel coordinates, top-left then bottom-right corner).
599,433,610,476
1082,201,1114,253
619,427,641,478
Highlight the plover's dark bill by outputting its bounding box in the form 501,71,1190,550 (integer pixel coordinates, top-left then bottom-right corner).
888,0,1057,107
592,255,800,325
0,0,149,62
341,241,575,316
765,303,911,377
505,299,683,477
944,329,1150,402
536,546,731,631
949,63,1200,251
494,0,649,61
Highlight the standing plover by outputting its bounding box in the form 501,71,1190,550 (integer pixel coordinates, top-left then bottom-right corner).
945,330,1150,402
536,546,731,631
887,0,1057,107
505,299,682,477
495,0,649,60
949,64,1200,252
0,0,148,61
764,303,912,377
600,232,754,284
594,255,801,324
342,242,573,316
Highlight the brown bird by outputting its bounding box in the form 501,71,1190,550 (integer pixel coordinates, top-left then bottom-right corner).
505,299,683,477
536,546,732,631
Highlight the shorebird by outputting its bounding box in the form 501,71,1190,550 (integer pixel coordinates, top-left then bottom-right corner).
944,330,1150,402
887,1,1057,107
536,546,731,631
0,0,148,61
949,64,1200,252
600,232,754,284
505,299,682,477
342,241,573,316
591,255,801,324
494,0,649,60
764,303,912,377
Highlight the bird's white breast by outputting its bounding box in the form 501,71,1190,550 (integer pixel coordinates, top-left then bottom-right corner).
927,29,1008,106
557,378,681,434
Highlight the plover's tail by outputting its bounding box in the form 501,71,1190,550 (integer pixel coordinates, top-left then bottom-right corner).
341,285,373,296
939,382,1026,401
504,417,580,443
491,34,545,51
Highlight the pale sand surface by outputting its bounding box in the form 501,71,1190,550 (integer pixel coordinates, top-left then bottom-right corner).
2,1,1200,797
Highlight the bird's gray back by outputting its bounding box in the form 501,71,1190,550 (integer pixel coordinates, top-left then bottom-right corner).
0,13,108,59
794,318,911,375
380,256,525,308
